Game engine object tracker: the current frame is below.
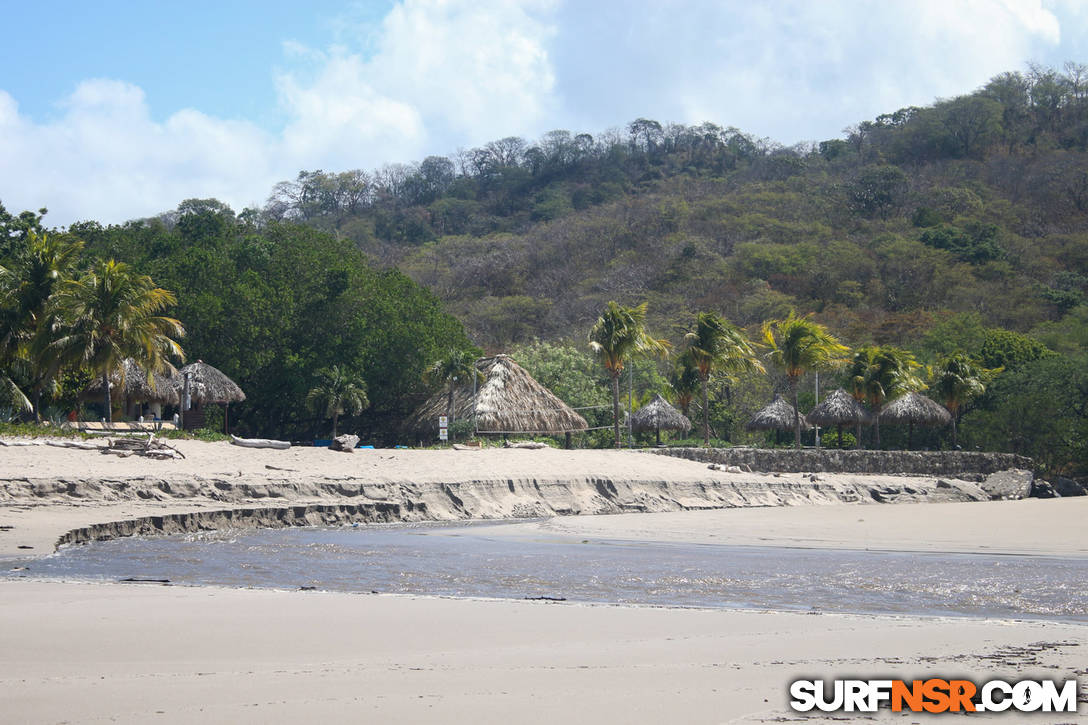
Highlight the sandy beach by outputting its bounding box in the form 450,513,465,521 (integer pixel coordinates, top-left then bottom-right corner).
1,441,1085,723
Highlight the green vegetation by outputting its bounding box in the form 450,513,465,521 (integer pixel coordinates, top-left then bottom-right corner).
1,204,475,443
762,313,848,447
588,301,670,447
684,312,763,447
306,365,369,438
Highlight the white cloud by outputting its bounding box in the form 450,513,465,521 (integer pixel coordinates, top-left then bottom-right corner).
0,0,1075,226
0,0,559,225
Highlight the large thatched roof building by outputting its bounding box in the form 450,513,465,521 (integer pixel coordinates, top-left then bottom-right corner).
631,394,691,444
746,394,811,432
409,354,587,437
85,358,180,406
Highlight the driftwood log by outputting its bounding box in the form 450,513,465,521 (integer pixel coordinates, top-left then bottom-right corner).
230,434,290,450
101,433,185,460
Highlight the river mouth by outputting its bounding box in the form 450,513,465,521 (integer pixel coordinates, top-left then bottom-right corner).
7,519,1087,621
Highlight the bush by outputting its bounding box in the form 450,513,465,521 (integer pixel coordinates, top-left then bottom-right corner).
820,429,858,449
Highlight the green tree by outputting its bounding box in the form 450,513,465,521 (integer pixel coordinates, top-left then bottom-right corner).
306,365,369,437
962,354,1087,475
0,231,84,419
684,312,763,447
45,259,185,423
848,164,909,219
588,301,669,448
931,353,994,447
848,346,924,449
668,350,700,419
424,348,482,441
762,312,848,448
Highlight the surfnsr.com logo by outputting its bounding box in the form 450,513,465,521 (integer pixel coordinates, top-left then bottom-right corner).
789,678,1079,713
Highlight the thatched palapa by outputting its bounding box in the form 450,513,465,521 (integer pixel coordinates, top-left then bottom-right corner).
173,361,246,406
879,392,951,426
746,394,811,432
410,354,587,436
85,358,180,405
631,394,691,445
805,388,869,427
806,387,869,448
879,392,951,449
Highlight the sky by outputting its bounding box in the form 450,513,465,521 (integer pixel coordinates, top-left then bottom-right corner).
1,0,1086,227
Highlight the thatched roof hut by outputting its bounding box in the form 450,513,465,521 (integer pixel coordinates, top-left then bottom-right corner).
746,394,811,432
631,394,691,445
85,358,180,405
806,388,869,427
879,392,951,449
879,392,951,426
409,354,587,437
173,361,246,406
806,387,869,449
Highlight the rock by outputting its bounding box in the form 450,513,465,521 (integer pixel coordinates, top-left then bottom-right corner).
935,479,952,489
1030,479,1057,498
330,434,360,452
1053,476,1088,497
979,469,1033,500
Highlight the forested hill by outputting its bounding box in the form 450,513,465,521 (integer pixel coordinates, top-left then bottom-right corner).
258,63,1088,353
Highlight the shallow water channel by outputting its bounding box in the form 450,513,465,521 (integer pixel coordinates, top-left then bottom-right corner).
10,520,1088,621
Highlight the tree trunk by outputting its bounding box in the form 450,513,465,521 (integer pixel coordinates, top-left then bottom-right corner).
949,404,959,447
611,373,622,448
447,386,455,443
873,410,881,449
102,372,112,424
855,421,863,449
655,427,661,446
837,424,843,449
33,389,41,424
791,380,801,449
701,376,710,447
332,411,338,438
908,422,914,450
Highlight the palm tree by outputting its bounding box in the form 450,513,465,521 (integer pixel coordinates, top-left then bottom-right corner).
44,259,185,423
762,311,848,448
0,263,30,413
306,365,369,438
668,349,700,419
588,301,670,448
684,311,764,447
1,232,83,420
424,348,482,441
848,346,923,449
931,353,995,447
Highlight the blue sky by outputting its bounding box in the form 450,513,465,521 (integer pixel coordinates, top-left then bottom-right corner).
1,0,1085,226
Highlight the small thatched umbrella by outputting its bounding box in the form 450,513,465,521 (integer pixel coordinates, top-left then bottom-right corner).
85,358,180,416
409,354,587,440
173,361,245,433
631,394,692,446
806,388,869,449
747,395,812,444
879,392,951,449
